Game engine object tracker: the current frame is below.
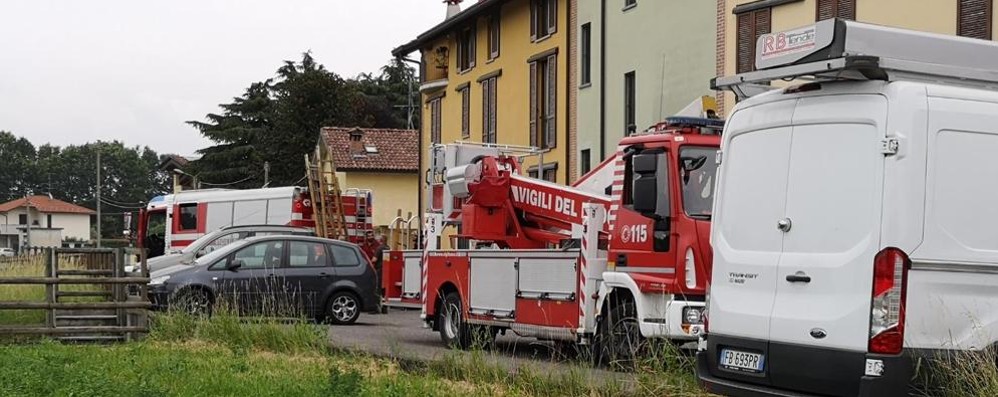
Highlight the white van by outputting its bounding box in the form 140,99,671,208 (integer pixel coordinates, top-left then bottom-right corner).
698,19,998,396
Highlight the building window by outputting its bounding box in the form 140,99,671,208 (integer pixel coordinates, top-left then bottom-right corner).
529,54,557,149
624,71,636,135
528,163,559,183
736,8,772,73
624,0,636,10
482,77,498,144
581,23,592,86
530,0,557,41
18,214,26,225
460,86,471,139
581,149,592,175
178,203,198,231
816,0,855,21
488,14,501,60
457,25,476,72
47,214,52,228
958,0,993,40
430,97,442,144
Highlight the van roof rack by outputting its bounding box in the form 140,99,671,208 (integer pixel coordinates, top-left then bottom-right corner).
713,18,998,99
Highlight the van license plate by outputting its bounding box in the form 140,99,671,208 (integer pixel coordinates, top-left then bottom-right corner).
720,349,764,373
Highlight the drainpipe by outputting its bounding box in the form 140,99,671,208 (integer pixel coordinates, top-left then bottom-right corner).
599,0,607,161
399,55,424,226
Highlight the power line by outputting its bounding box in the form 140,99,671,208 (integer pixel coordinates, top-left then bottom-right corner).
99,199,145,210
100,196,145,206
199,176,254,187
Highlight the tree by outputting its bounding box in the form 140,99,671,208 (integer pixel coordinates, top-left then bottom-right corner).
266,52,360,186
188,54,419,188
187,81,274,189
0,131,38,202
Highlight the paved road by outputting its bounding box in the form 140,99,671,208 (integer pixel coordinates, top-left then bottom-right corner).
327,308,629,385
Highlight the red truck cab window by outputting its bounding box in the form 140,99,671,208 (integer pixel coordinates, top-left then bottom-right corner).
178,203,198,231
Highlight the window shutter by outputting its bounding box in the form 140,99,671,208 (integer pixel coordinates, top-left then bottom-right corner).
959,0,993,40
817,0,856,21
755,8,771,41
490,79,498,143
736,13,754,73
470,27,477,68
529,62,538,147
816,0,835,20
545,54,557,148
550,0,558,31
530,0,538,40
837,0,856,20
461,88,470,138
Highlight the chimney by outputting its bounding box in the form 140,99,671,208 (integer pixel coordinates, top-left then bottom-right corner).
445,0,463,20
348,128,365,156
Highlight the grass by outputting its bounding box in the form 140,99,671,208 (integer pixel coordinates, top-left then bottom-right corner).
920,348,998,397
0,257,712,396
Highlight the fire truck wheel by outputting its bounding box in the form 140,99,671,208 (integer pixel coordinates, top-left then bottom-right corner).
594,299,643,370
325,291,361,325
439,292,472,349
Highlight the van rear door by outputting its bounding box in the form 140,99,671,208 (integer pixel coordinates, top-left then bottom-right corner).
766,95,887,393
709,99,796,341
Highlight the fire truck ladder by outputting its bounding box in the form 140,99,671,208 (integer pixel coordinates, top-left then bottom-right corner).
305,154,348,239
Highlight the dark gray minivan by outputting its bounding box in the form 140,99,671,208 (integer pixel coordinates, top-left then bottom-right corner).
148,235,378,324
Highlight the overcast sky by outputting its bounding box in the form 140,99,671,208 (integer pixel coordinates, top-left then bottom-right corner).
0,0,443,156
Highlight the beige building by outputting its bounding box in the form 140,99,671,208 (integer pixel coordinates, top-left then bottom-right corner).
717,0,998,113
0,195,95,250
576,0,717,174
316,127,420,230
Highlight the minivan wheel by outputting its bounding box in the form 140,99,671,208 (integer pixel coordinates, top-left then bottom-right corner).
173,288,212,317
325,291,361,325
594,299,644,370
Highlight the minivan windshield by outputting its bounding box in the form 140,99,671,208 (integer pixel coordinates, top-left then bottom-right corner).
680,146,719,219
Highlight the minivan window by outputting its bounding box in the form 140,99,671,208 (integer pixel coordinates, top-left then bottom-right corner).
232,240,284,269
330,245,361,267
680,146,719,219
289,241,330,267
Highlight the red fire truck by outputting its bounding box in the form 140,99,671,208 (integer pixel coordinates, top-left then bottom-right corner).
137,186,373,258
383,116,722,364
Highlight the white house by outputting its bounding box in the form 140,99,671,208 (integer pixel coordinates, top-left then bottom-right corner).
0,195,94,250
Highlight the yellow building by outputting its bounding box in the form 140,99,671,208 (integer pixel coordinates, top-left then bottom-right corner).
316,127,420,232
393,0,573,213
717,0,998,113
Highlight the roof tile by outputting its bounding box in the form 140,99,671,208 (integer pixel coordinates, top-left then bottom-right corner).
0,196,96,215
320,127,419,172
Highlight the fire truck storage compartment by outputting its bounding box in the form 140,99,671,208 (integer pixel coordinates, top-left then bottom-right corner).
402,252,422,298
466,250,581,318
470,257,518,316
516,255,578,301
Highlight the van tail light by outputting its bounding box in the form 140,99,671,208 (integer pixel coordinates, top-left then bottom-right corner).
868,247,910,355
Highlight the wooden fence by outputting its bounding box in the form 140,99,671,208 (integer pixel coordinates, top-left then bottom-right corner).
0,248,150,342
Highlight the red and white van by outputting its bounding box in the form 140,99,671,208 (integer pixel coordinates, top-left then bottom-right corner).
138,187,373,258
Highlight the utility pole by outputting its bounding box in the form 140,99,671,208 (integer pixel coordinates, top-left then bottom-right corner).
96,148,101,248
23,196,31,249
263,161,270,188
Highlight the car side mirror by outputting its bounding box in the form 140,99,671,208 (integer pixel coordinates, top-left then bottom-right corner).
226,259,244,272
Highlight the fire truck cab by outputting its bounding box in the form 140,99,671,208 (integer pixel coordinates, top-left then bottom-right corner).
383,116,722,364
